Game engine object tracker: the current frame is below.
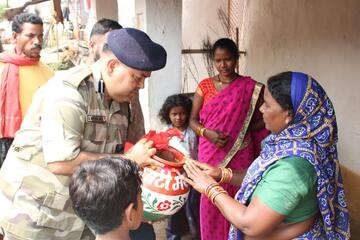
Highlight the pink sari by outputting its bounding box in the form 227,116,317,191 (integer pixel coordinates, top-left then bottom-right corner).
198,76,268,240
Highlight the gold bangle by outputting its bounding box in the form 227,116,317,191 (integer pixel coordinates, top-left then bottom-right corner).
199,127,207,137
196,124,204,136
205,183,218,196
205,182,219,196
206,184,228,204
219,167,225,183
219,167,227,183
207,185,224,198
196,124,207,137
228,168,233,182
206,185,223,199
219,167,233,183
211,190,227,204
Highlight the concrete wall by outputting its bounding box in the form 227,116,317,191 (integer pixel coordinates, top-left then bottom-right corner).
182,0,228,92
117,0,136,27
182,0,360,232
118,0,182,131
236,0,360,233
135,0,182,130
182,0,360,174
238,0,360,173
133,0,149,131
93,0,118,21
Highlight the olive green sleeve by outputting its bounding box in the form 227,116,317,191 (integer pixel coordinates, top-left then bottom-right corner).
41,82,87,163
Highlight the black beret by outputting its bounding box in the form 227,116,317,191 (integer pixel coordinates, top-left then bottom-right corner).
107,28,167,71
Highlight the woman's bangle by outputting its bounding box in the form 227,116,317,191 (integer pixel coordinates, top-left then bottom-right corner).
205,184,228,204
218,167,233,184
205,182,218,196
196,124,202,135
199,126,207,137
211,190,227,204
225,168,233,183
207,185,222,200
196,124,207,137
205,183,220,197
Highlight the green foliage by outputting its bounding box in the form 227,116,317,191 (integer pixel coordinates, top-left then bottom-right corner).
47,61,75,71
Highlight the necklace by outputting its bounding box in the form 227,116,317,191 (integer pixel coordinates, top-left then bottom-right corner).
217,74,238,86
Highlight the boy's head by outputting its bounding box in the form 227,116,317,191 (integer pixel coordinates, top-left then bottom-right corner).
69,157,143,235
158,94,192,128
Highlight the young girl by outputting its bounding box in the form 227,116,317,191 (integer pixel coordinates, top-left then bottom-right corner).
158,94,200,240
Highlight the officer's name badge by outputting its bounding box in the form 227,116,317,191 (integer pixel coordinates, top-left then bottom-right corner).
87,115,107,123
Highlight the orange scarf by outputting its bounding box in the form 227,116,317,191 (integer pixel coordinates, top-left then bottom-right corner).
0,51,39,138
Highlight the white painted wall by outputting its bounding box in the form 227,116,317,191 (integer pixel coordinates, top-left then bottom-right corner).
117,0,136,27
135,0,182,131
182,0,360,173
236,0,360,173
181,0,229,92
92,0,118,21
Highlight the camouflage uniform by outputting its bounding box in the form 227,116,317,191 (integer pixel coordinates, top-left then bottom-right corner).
127,93,145,143
0,64,136,239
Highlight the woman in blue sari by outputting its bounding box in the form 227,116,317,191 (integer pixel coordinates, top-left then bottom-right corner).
183,72,350,239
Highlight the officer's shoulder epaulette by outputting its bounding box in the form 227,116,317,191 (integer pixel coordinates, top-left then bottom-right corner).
62,66,92,88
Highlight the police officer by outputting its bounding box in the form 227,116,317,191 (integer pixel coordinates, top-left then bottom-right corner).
85,18,145,146
0,28,166,240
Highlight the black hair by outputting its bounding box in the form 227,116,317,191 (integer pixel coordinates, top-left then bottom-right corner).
102,42,112,53
267,71,294,112
69,157,141,235
211,38,239,60
12,13,43,33
158,94,192,125
90,18,122,37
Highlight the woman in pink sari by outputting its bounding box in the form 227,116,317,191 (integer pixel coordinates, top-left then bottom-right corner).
189,38,268,240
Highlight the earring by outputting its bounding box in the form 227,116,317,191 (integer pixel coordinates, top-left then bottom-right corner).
285,118,290,124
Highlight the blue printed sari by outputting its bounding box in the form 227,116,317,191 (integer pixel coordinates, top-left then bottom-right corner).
229,72,350,240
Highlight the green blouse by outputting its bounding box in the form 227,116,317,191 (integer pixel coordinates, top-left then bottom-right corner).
250,156,318,223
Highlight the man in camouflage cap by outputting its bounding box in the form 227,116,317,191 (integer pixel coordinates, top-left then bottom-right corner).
0,28,166,240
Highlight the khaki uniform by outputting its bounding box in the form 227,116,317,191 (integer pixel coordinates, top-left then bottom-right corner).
82,56,145,143
127,93,145,143
0,64,133,239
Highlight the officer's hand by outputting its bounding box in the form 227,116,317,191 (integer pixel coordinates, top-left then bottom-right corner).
125,139,164,168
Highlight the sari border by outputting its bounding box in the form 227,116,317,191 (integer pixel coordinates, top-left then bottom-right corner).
218,82,263,168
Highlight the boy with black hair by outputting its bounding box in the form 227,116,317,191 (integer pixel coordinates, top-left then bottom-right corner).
70,157,143,240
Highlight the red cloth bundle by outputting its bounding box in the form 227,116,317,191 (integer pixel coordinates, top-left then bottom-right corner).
124,128,183,152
